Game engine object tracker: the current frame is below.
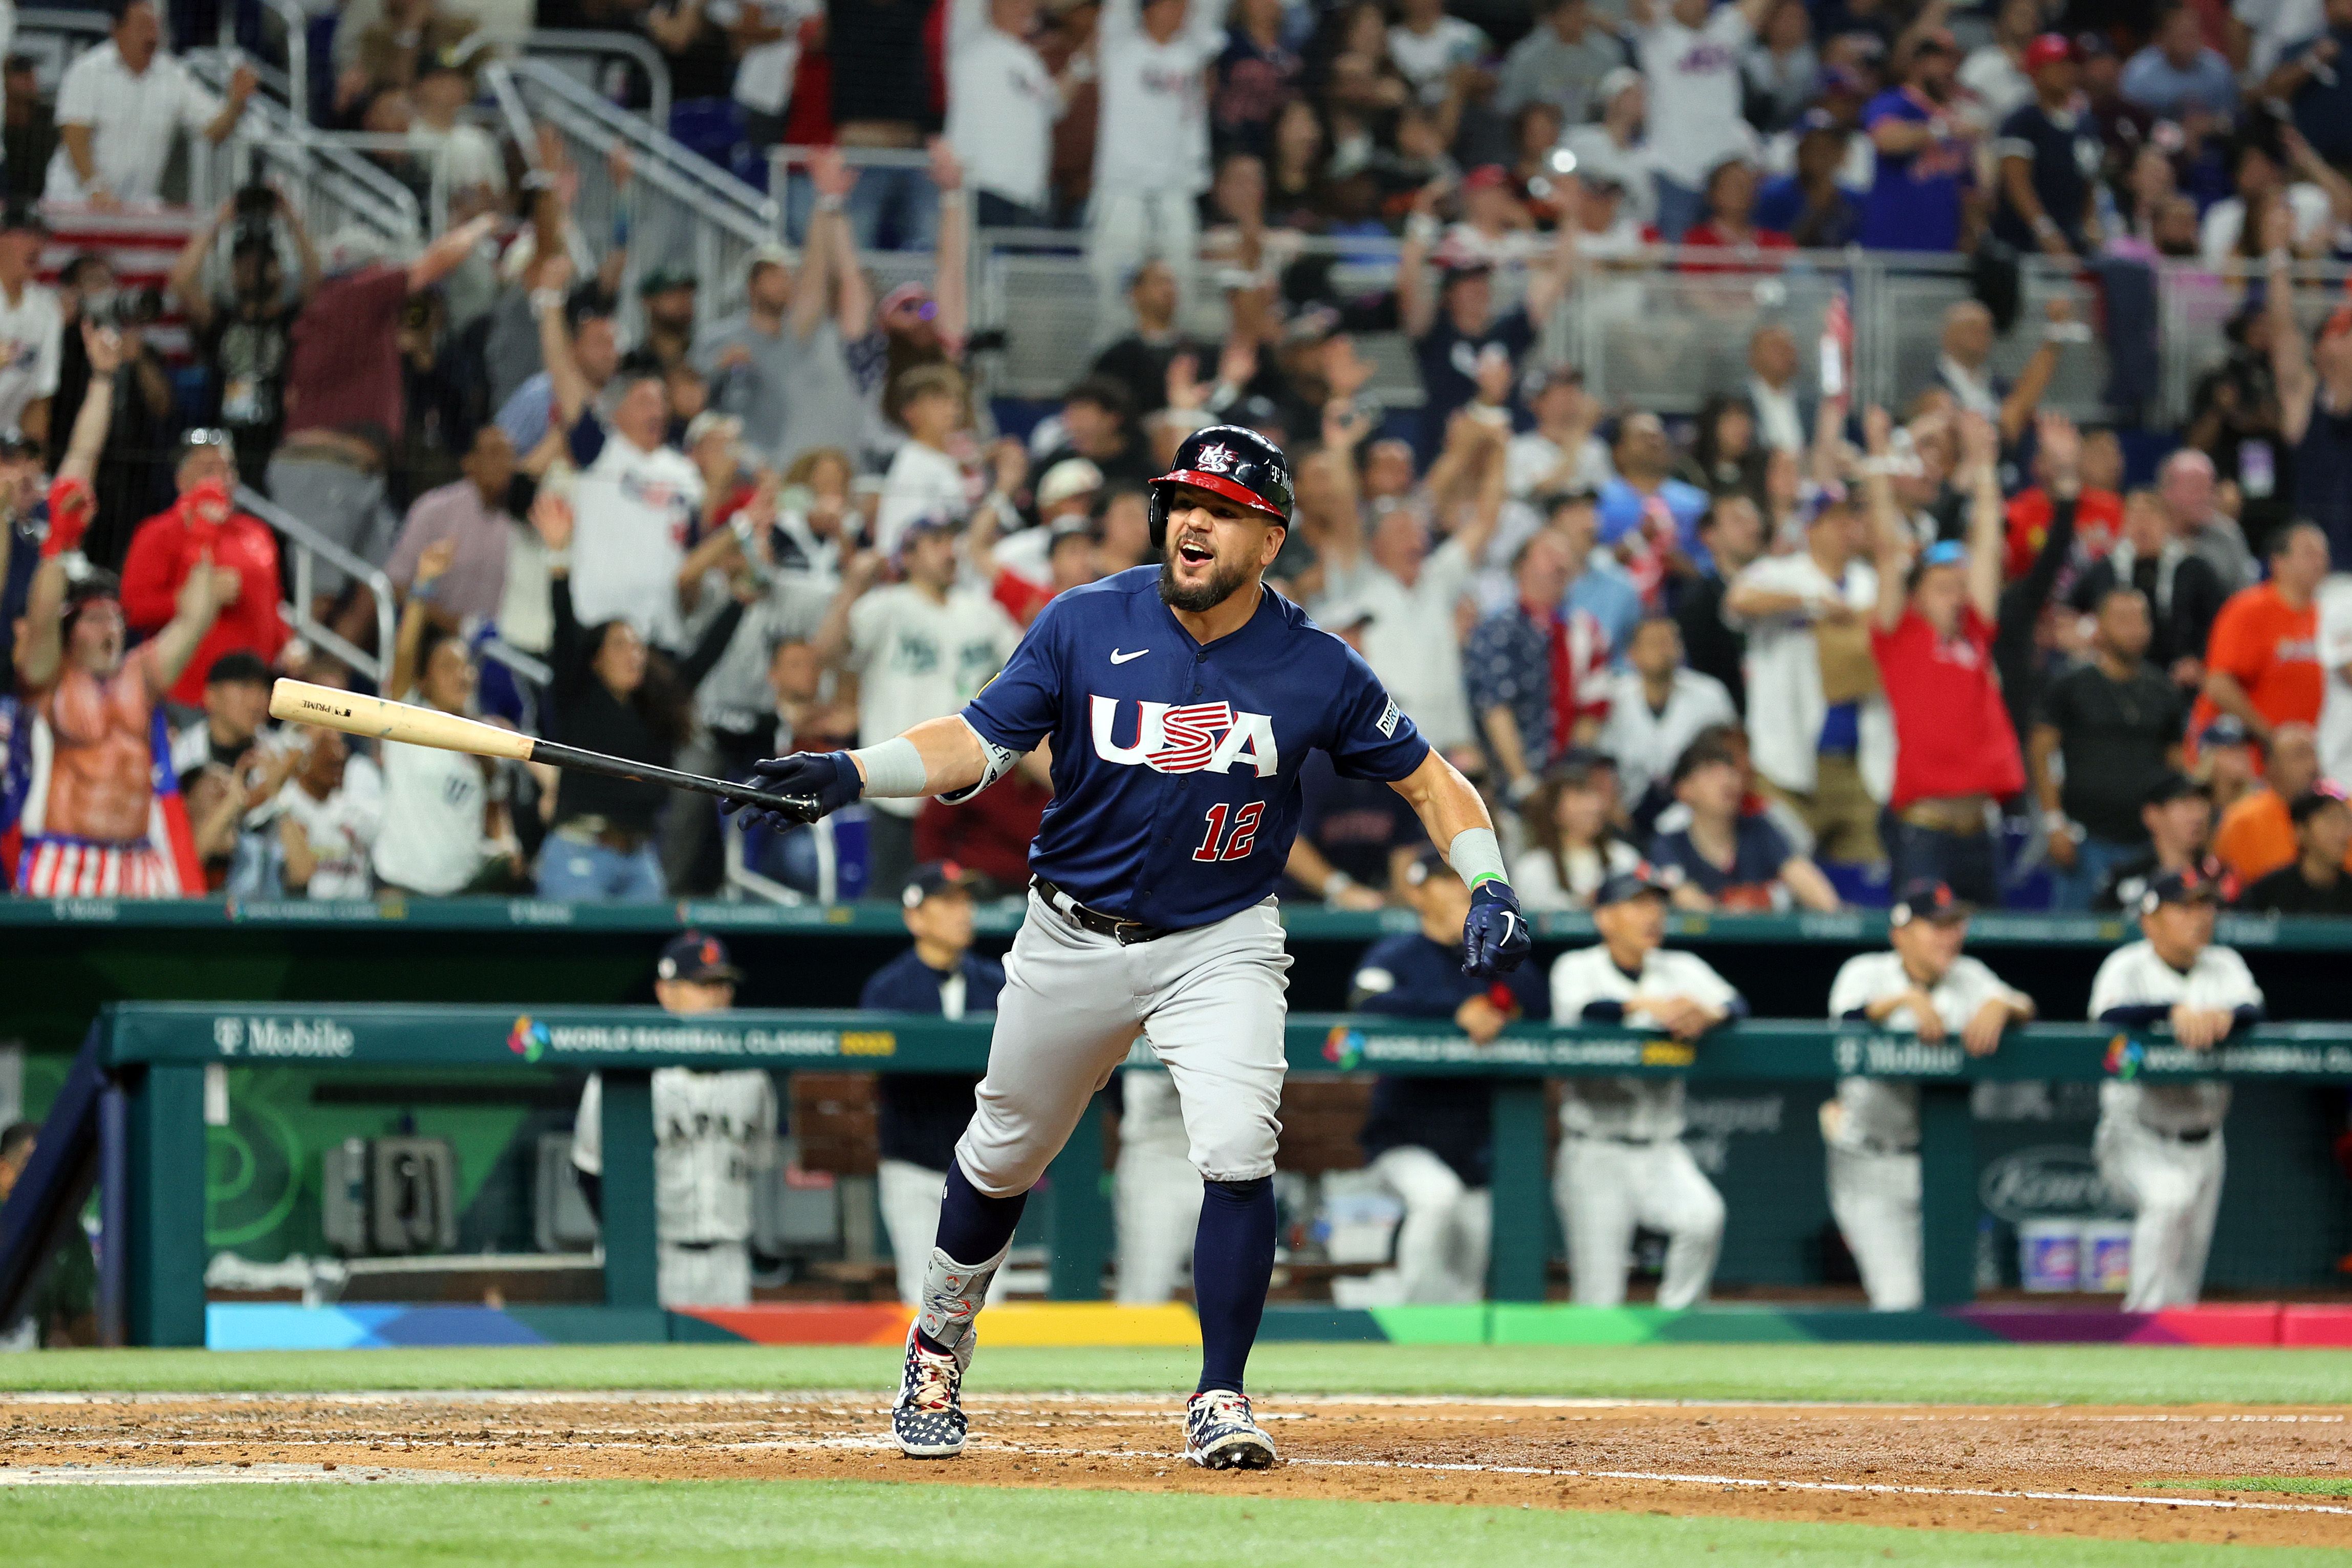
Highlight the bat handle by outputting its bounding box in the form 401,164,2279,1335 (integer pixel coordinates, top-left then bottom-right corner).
721,784,826,824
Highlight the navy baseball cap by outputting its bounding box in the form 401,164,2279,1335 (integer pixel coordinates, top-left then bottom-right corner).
903,860,980,908
2200,715,2252,749
2140,860,2223,914
1889,878,1969,926
2143,771,2203,809
1595,864,1674,907
657,930,742,984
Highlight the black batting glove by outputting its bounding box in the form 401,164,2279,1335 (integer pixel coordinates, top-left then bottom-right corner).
1462,881,1531,977
730,751,861,829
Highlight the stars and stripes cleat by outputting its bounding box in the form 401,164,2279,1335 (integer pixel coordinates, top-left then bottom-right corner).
1183,1388,1276,1470
890,1331,968,1458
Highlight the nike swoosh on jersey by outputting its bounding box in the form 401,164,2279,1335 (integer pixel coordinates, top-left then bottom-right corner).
1109,648,1149,664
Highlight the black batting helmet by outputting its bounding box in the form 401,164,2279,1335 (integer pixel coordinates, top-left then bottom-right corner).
1147,424,1294,549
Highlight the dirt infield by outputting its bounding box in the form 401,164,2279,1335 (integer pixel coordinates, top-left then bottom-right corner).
5,1391,2348,1548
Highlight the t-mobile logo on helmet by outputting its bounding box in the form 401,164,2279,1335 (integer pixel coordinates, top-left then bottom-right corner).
1090,696,1279,776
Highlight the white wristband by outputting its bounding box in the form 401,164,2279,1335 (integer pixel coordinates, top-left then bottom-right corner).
1446,826,1508,892
850,735,929,798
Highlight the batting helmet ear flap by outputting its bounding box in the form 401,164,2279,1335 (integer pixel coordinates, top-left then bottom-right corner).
1148,481,1172,551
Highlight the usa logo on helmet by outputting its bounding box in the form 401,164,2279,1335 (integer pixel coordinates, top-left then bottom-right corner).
1192,443,1235,474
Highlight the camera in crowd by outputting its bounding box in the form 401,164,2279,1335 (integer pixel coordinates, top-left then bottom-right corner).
82,283,163,329
232,182,281,253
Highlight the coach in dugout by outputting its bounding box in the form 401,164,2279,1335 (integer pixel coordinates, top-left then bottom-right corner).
1548,867,1745,1309
1824,879,2035,1311
572,932,778,1309
2087,864,2264,1312
860,862,1006,1308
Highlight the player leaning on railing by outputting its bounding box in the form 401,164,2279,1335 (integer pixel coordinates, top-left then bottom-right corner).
731,425,1531,1470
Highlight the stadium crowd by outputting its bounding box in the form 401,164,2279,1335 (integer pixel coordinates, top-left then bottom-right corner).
0,0,2349,920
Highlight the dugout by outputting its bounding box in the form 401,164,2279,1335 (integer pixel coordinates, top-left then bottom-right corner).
3,900,2351,1340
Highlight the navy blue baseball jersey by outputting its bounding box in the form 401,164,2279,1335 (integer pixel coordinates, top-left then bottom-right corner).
961,567,1430,929
1349,931,1548,1186
859,947,1006,1171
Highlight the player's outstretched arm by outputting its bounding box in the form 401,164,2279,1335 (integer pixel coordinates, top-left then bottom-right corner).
735,715,991,825
1390,749,1532,977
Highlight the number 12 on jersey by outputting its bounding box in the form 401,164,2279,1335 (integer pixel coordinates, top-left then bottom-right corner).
1193,801,1265,862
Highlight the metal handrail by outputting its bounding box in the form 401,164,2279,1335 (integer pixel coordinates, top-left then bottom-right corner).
480,637,552,688
524,28,673,130
235,484,397,685
188,52,424,243
505,57,774,234
219,0,308,127
257,129,452,237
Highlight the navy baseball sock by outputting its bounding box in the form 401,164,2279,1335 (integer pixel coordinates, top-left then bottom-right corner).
1191,1176,1276,1396
916,1162,1027,1355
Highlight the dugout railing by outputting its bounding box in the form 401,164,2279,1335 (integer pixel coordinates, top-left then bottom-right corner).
10,1001,2352,1346
15,899,2352,1058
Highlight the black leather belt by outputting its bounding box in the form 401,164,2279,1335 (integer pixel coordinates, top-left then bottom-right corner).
1032,875,1170,945
2142,1124,2216,1144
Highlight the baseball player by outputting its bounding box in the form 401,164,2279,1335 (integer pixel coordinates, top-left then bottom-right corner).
572,932,778,1309
734,424,1530,1469
1824,879,2034,1311
1347,850,1548,1303
858,862,1007,1307
1548,868,1743,1309
2086,864,2263,1311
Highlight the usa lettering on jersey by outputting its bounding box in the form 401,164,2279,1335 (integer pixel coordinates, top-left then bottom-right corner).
1090,696,1279,775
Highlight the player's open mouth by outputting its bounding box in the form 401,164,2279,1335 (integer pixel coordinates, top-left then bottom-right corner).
1177,539,1213,565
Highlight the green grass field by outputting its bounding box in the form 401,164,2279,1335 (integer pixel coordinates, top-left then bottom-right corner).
4,1342,2351,1405
3,1479,2345,1568
7,1344,2350,1566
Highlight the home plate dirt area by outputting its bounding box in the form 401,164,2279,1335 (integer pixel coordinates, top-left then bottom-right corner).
6,1392,2351,1548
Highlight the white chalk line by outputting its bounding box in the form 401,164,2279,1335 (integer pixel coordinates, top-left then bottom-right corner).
7,1431,2350,1520
931,1439,2352,1518
4,1389,2344,1422
0,1462,541,1487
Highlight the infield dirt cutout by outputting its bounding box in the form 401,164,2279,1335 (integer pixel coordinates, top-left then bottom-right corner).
4,1391,2349,1547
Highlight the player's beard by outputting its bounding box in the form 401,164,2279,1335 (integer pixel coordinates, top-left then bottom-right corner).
1157,549,1254,613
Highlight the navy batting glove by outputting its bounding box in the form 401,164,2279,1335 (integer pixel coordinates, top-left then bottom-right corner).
730,751,861,828
1462,881,1531,977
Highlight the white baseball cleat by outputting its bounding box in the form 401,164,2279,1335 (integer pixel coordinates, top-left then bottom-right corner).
890,1332,968,1458
1183,1388,1277,1470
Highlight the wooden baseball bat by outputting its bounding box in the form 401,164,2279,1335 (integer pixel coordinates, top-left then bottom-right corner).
268,678,820,822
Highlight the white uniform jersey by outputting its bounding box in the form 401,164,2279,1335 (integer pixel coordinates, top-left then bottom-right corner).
573,1068,778,1245
2315,573,2352,788
2086,939,2264,1134
1595,667,1739,808
1826,950,2030,1150
844,584,1021,819
1635,6,1759,188
0,280,61,437
946,0,1062,209
1091,0,1225,197
569,434,705,650
370,717,495,896
1549,944,1741,1140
